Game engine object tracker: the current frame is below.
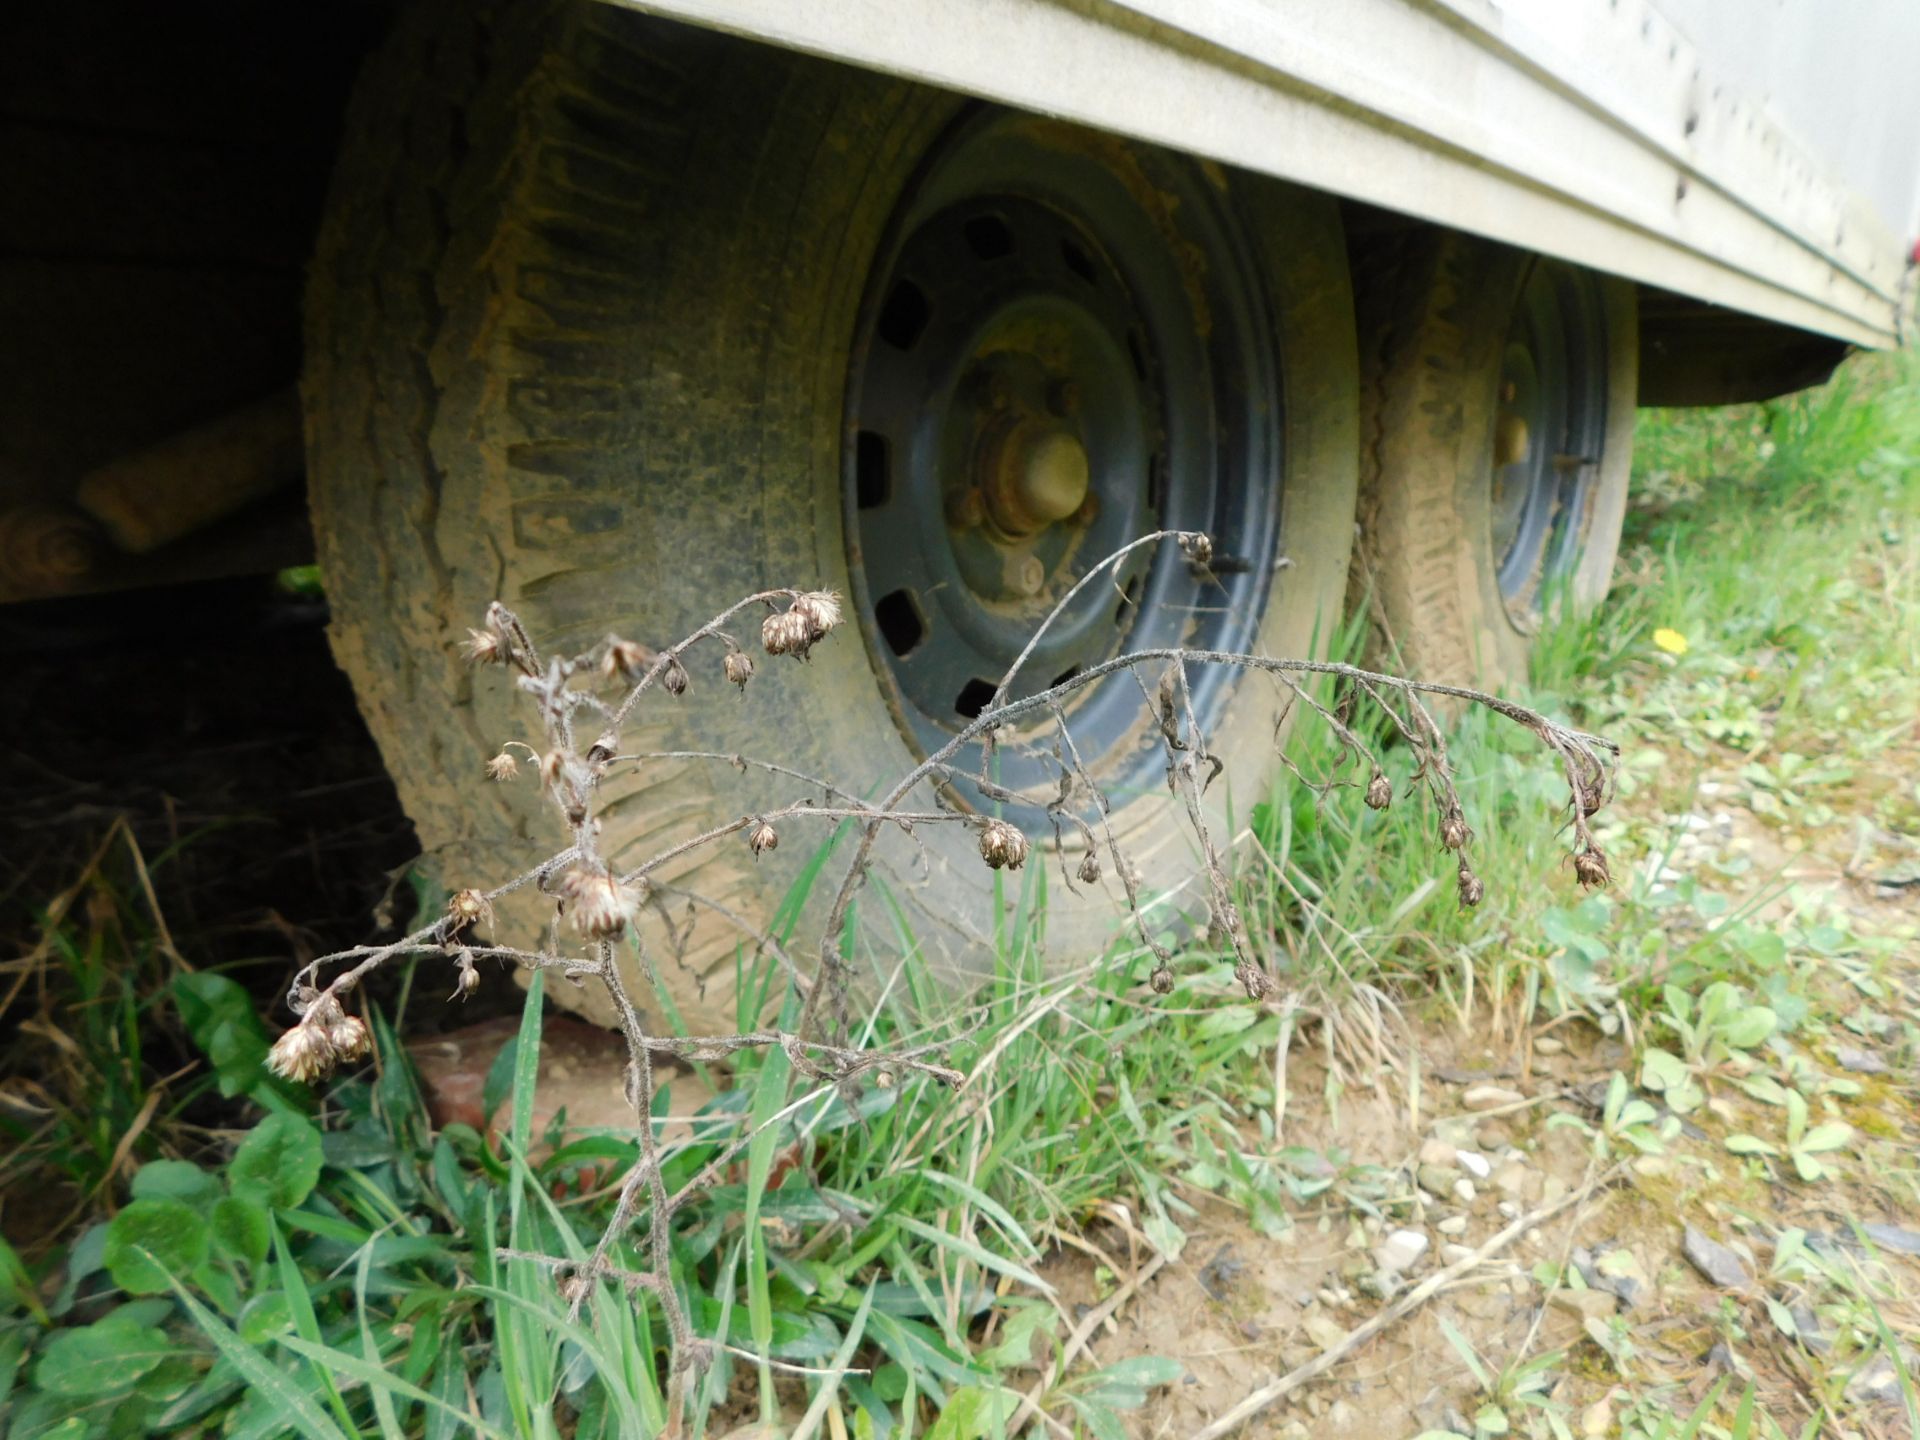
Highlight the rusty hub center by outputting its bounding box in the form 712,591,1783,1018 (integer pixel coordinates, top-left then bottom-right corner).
977,415,1090,539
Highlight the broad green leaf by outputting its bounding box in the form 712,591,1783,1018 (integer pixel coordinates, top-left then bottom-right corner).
1639,1049,1688,1092
976,1300,1059,1370
104,1199,209,1295
924,1384,1019,1440
1725,1134,1778,1156
1798,1122,1852,1154
230,1113,324,1210
131,1161,220,1211
1736,1076,1791,1106
1791,1151,1827,1182
212,1195,271,1267
1720,1006,1778,1050
32,1318,171,1397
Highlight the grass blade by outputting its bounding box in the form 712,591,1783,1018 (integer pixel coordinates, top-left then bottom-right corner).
167,1273,349,1440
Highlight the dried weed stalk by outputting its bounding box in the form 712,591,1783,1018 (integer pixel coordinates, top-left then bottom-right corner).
268,529,1617,1413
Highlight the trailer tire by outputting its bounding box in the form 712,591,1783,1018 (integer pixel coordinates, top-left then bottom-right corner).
305,0,1358,1032
1355,230,1636,690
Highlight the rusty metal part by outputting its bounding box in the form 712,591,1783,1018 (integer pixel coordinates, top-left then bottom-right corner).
75,387,302,554
978,416,1090,538
1493,411,1531,467
0,504,105,599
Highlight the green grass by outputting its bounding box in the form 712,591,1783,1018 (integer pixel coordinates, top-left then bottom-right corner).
3,350,1917,1438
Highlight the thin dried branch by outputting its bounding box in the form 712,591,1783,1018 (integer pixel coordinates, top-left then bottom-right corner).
264,529,1622,1416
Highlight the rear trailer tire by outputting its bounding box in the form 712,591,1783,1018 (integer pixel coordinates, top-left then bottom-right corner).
305,0,1359,1032
1355,231,1637,690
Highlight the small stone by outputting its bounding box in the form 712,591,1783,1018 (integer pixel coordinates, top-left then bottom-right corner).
1328,1400,1356,1429
1542,1175,1569,1206
1419,1164,1460,1195
1374,1229,1430,1273
1497,1201,1521,1220
1581,1398,1613,1437
1455,1149,1493,1179
1463,1083,1525,1110
1682,1225,1753,1291
1835,1048,1888,1074
1493,1162,1531,1196
1316,1288,1340,1307
1279,1424,1310,1440
1550,1288,1617,1320
1355,1269,1395,1300
1533,1036,1566,1055
1847,1356,1902,1404
1304,1313,1348,1352
1864,1224,1920,1255
1438,1215,1469,1236
1788,1306,1830,1354
1441,1243,1476,1264
1475,1123,1513,1150
1420,1138,1459,1167
1453,1179,1477,1203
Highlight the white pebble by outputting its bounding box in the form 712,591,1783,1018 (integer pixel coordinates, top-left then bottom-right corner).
1455,1149,1492,1179
1373,1229,1429,1273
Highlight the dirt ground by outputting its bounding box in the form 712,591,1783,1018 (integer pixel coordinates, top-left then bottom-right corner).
1031,780,1920,1439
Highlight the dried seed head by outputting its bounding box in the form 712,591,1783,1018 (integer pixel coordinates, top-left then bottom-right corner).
873,1068,896,1089
557,1274,591,1307
793,590,843,641
448,888,495,933
1149,965,1175,995
1179,532,1213,565
747,819,779,857
724,649,755,688
607,638,658,684
486,751,519,782
327,1013,371,1063
1456,862,1485,909
1573,847,1611,890
267,1020,334,1085
568,872,638,939
1365,771,1393,811
761,607,814,658
541,750,565,789
1577,776,1606,819
661,655,690,696
1439,805,1472,852
977,818,1030,870
1077,852,1102,885
461,627,504,665
452,949,480,1000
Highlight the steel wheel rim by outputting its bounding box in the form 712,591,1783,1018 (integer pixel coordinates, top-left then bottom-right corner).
842,111,1284,813
1489,260,1610,626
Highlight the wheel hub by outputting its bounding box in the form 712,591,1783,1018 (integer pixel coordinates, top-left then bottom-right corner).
1489,260,1609,624
842,113,1283,807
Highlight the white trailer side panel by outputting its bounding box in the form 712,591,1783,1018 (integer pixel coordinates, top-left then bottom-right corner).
609,0,1916,347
